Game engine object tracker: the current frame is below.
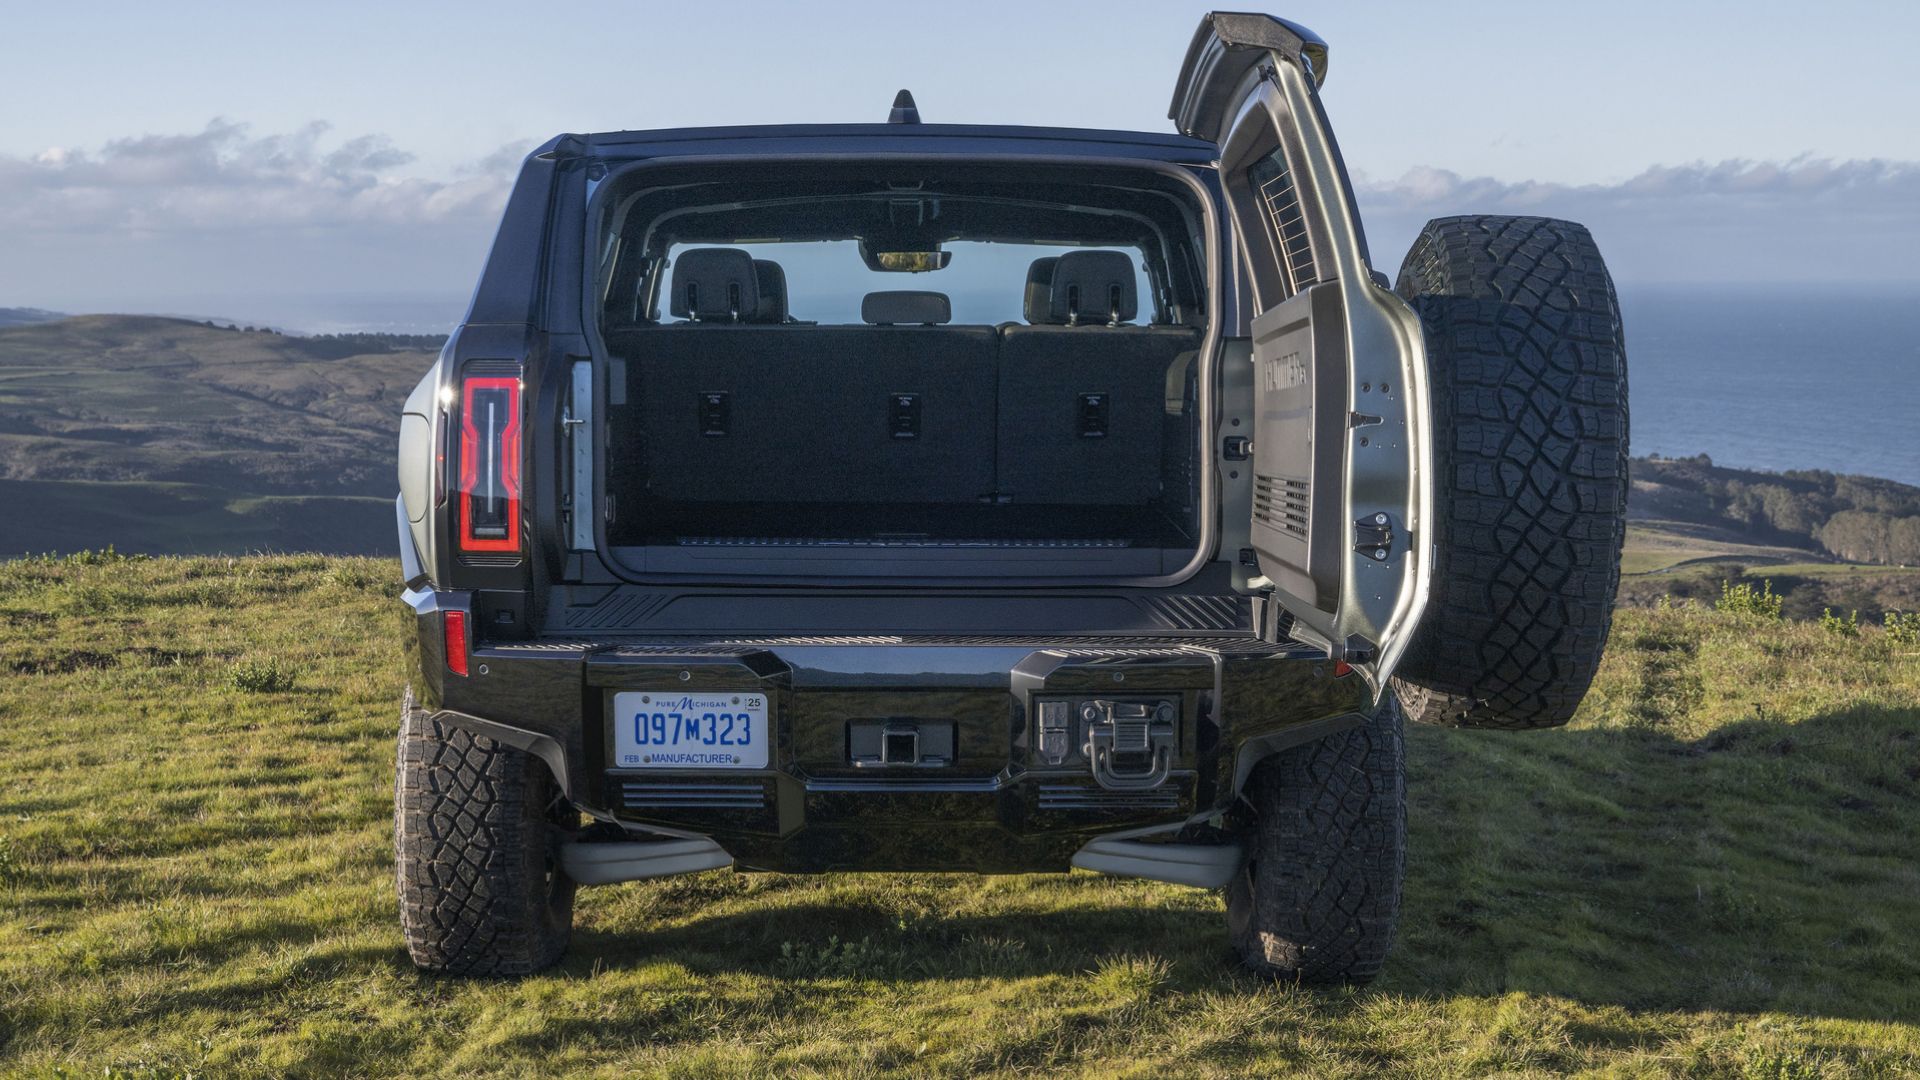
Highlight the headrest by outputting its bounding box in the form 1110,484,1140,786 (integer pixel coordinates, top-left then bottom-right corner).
1022,256,1059,324
1048,250,1138,326
751,259,788,323
668,247,760,322
861,290,951,326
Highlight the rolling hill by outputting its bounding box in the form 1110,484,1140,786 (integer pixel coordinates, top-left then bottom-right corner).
0,315,437,556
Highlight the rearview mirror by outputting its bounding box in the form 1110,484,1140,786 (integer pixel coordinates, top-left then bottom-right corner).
873,251,951,272
859,238,951,272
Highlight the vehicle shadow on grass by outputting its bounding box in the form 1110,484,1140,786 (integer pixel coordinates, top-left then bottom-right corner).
555,702,1918,1024
1387,702,1920,1023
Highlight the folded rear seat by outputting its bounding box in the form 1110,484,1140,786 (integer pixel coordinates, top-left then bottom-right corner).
611,249,997,508
996,251,1200,506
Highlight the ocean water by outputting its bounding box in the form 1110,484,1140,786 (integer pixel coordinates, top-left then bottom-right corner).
1621,286,1920,486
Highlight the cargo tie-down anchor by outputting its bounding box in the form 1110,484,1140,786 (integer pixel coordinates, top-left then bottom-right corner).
1081,699,1176,790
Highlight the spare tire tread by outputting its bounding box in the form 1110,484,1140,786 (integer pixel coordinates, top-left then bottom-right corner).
1392,215,1628,729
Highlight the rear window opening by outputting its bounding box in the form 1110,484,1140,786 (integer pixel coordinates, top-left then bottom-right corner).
588,161,1214,582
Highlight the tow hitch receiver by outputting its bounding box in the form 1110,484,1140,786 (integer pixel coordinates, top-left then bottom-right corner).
1082,699,1176,790
849,720,955,768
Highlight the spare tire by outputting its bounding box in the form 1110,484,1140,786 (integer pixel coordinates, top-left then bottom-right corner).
1390,216,1628,729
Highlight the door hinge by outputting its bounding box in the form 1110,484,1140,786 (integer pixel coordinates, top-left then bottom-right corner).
1354,513,1393,561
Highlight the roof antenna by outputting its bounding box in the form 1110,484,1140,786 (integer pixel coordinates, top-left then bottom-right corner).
888,89,921,125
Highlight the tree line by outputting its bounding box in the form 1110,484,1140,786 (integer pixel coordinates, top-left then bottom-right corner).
1636,455,1920,566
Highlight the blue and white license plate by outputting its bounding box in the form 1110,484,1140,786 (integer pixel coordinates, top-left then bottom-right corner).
612,691,769,769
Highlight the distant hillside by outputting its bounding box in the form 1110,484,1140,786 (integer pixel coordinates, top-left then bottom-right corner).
0,307,65,328
0,315,437,555
1632,454,1920,566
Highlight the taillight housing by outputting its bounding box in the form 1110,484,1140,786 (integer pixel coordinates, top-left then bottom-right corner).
457,374,522,553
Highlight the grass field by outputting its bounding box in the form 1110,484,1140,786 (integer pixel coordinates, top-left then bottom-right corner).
2,556,1918,1078
1617,524,1819,577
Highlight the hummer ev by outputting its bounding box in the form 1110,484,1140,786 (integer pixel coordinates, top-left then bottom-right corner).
393,11,1628,983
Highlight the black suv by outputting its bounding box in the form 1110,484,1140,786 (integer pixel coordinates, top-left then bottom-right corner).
393,12,1627,983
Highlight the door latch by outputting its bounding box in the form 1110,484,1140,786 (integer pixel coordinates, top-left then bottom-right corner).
1222,435,1251,460
1354,513,1393,561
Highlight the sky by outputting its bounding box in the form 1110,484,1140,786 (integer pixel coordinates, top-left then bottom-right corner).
2,0,1917,331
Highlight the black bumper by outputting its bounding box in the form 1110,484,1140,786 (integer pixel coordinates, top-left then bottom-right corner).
404,588,1371,874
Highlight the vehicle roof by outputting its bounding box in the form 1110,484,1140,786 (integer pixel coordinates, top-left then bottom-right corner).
539,123,1220,166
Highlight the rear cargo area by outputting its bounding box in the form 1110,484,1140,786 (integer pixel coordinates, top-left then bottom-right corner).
593,163,1212,579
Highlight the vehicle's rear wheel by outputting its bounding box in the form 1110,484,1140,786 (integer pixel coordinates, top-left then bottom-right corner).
1226,696,1404,985
395,694,576,976
1391,215,1629,729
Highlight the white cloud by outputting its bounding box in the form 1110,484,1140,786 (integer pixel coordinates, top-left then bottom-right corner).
0,119,520,233
3,123,1916,326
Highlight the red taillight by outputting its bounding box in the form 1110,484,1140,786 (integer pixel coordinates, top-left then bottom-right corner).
457,375,522,553
1332,660,1353,678
443,609,469,677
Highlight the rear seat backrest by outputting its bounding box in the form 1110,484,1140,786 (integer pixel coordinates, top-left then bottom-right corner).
997,250,1199,506
612,246,1198,518
611,252,996,508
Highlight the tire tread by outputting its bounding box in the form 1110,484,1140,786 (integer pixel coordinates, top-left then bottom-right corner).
1227,700,1405,984
1392,215,1629,729
395,699,573,976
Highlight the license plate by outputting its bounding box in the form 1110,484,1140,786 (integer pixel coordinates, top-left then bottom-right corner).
612,691,769,769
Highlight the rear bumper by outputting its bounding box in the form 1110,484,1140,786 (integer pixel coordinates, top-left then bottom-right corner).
404,587,1370,875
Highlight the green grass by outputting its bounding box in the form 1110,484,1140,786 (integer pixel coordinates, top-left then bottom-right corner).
1617,523,1813,576
2,557,1918,1077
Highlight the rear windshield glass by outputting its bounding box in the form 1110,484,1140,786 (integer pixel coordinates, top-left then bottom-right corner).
593,169,1208,332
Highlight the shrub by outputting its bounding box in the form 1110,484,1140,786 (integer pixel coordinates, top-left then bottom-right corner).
21,545,148,567
1717,579,1782,620
1884,611,1920,648
226,657,300,693
1819,608,1861,638
66,545,146,566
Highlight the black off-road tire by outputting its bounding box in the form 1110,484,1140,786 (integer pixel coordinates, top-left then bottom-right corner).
1391,215,1629,730
1226,697,1405,985
395,696,576,976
